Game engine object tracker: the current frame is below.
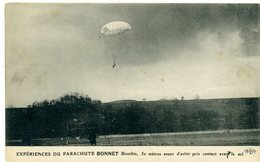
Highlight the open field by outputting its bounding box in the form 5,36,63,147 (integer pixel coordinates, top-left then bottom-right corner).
7,129,260,146
96,129,260,146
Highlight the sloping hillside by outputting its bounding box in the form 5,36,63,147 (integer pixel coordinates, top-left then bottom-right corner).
6,97,259,145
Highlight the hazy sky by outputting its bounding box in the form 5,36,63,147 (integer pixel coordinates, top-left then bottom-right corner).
5,4,260,107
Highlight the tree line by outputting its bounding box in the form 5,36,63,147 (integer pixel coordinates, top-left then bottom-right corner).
6,93,259,145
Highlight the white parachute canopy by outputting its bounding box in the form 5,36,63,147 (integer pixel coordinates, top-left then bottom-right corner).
100,21,132,68
101,21,131,37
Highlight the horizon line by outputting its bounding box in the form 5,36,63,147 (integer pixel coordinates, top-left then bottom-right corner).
5,96,260,108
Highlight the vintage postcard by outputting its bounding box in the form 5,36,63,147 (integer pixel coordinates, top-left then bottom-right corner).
5,2,260,162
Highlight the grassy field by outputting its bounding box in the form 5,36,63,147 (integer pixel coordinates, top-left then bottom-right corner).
8,129,258,146
96,129,260,146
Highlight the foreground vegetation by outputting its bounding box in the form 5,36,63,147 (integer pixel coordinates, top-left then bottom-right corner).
6,93,259,145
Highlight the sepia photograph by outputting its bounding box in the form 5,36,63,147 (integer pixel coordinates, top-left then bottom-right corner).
5,3,260,147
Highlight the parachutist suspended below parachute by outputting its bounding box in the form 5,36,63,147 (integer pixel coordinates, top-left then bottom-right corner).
112,62,116,68
100,21,132,68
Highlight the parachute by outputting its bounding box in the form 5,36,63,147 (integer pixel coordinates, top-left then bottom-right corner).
100,21,131,68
